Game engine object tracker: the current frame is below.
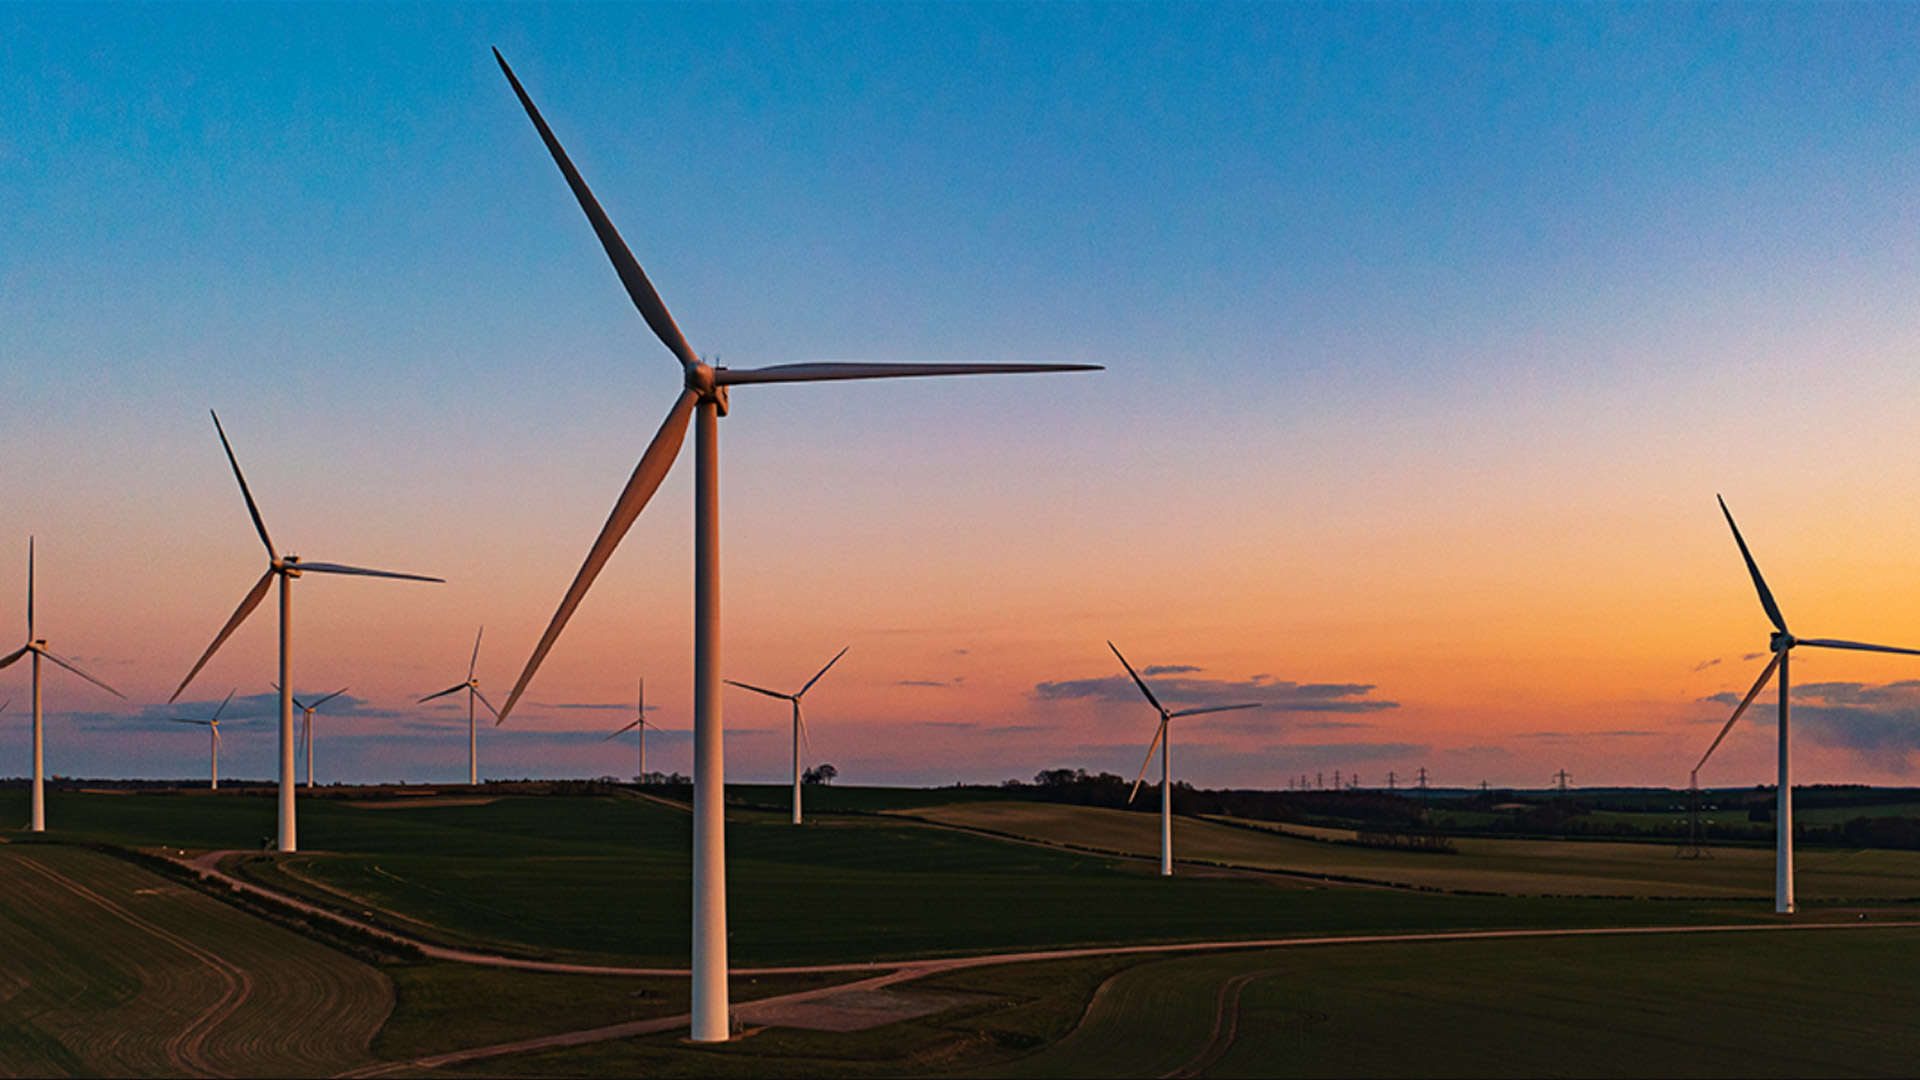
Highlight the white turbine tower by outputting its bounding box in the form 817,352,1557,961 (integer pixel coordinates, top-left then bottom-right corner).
420,628,498,785
1707,495,1920,913
170,689,241,790
604,676,657,780
1110,642,1260,877
0,539,124,831
171,412,443,852
727,646,849,825
292,687,348,788
488,50,1097,1042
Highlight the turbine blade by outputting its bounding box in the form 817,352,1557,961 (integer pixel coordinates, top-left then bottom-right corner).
211,688,237,722
498,388,698,723
211,411,276,558
0,698,8,716
1796,637,1920,657
724,680,794,701
171,568,275,703
798,646,850,697
311,687,349,710
420,683,468,703
0,646,27,671
1108,641,1165,713
26,537,33,640
492,48,699,369
797,704,814,763
295,561,444,583
716,361,1102,387
604,718,642,741
1695,651,1783,773
1128,720,1167,804
471,686,502,721
169,717,212,726
1169,703,1264,718
470,626,484,681
39,648,125,699
1717,495,1788,634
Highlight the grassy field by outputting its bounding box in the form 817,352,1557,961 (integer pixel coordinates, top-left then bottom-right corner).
0,844,391,1077
903,801,1920,899
984,927,1920,1078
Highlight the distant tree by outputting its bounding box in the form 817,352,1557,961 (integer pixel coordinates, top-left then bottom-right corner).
803,764,838,786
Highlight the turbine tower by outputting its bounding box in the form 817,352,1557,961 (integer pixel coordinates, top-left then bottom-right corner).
727,646,849,824
487,50,1097,1042
171,689,241,790
1707,495,1920,913
420,627,498,785
291,687,348,788
604,676,656,780
171,412,442,852
1110,642,1260,876
0,539,124,830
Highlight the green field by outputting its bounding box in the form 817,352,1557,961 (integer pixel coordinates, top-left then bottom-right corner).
901,800,1920,899
0,844,391,1077
985,928,1920,1078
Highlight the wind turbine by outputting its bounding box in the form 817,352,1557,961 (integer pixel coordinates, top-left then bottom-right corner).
1110,642,1260,877
1705,495,1920,913
487,50,1098,1042
171,689,242,790
727,647,848,825
604,676,657,780
420,628,498,785
0,539,124,831
292,687,348,788
170,412,443,852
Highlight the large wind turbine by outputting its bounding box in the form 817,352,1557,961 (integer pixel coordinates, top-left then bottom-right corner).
604,676,656,780
1109,642,1260,877
727,647,849,825
170,689,241,790
0,539,124,831
1706,495,1920,913
292,687,348,788
420,628,498,785
171,412,443,852
488,50,1097,1042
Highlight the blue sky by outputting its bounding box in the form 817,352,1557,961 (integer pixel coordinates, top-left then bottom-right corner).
8,4,1920,788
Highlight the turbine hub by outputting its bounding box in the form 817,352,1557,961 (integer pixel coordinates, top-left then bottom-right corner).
684,362,729,414
1771,631,1796,653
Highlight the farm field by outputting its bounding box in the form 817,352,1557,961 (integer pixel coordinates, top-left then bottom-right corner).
904,800,1920,899
984,926,1920,1078
0,844,391,1077
0,789,1782,971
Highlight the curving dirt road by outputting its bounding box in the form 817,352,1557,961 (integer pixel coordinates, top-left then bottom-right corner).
14,851,253,1078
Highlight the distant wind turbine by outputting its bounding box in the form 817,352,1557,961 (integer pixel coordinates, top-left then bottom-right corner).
1110,642,1260,877
727,647,849,825
603,676,657,780
420,627,498,785
292,687,349,788
171,689,242,790
1703,495,1920,913
487,49,1098,1041
0,539,124,830
171,412,443,852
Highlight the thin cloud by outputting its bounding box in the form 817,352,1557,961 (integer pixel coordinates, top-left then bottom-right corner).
1263,741,1428,762
1693,658,1723,672
1034,674,1397,715
898,679,954,688
1142,664,1202,677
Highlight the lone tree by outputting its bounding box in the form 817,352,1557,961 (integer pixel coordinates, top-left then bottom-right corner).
802,763,838,786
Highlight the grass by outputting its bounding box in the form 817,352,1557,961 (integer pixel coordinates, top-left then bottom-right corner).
0,844,391,1078
906,800,1920,899
985,927,1920,1077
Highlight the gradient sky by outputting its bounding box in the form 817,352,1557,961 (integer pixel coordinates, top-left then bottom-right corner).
8,3,1920,791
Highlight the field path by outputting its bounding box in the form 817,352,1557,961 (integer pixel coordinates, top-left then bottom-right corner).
15,852,252,1078
1162,965,1286,1079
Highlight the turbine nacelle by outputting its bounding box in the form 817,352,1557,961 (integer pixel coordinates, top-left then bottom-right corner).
683,362,729,413
1771,631,1795,653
